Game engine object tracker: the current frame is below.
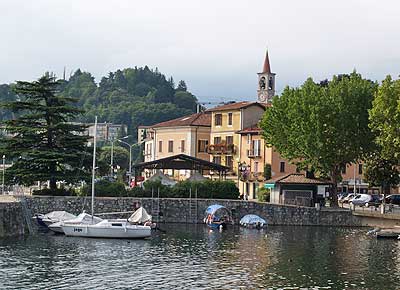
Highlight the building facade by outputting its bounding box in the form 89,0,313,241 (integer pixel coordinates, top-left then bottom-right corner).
139,112,211,179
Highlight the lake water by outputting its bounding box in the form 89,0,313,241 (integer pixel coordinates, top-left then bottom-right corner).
0,225,399,289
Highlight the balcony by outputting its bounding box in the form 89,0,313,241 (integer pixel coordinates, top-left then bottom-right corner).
247,149,261,158
206,143,236,155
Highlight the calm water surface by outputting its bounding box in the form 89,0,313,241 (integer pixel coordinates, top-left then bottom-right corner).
1,225,399,289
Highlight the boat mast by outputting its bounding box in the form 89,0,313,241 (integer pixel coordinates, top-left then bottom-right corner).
91,116,97,221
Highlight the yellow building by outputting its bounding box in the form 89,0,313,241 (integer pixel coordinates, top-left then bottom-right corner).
139,112,211,179
205,102,266,178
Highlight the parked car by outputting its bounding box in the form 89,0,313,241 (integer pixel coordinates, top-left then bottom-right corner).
385,194,400,205
338,193,348,203
342,193,356,203
366,195,383,207
350,194,372,207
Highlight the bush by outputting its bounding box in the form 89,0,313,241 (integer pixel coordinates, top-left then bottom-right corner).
32,188,75,196
82,180,127,197
257,187,270,202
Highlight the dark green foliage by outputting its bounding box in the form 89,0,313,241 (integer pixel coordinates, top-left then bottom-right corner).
261,71,377,205
32,188,76,196
0,75,90,189
256,187,270,202
126,180,239,199
82,180,127,197
264,164,272,180
364,152,400,194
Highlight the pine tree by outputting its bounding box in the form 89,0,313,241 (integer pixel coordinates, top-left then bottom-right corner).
0,74,90,190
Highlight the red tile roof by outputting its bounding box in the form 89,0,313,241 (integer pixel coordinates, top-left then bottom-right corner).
151,112,211,128
265,173,332,185
206,101,266,112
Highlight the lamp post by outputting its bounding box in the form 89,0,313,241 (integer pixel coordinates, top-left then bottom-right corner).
2,155,5,195
118,137,132,186
110,137,115,178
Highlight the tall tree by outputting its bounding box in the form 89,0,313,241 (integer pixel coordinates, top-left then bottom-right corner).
0,74,90,190
369,76,400,160
177,80,187,92
260,72,377,205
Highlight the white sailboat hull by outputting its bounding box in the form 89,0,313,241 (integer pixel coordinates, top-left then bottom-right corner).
62,221,151,239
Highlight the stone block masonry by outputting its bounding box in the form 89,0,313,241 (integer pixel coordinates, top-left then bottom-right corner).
23,196,362,227
0,201,27,238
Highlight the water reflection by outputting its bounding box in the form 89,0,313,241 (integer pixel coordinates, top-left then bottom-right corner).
1,225,400,289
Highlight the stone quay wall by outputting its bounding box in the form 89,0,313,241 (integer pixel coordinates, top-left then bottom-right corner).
0,201,27,238
24,196,362,227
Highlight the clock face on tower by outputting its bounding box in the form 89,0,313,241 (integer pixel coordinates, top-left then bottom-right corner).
258,93,267,102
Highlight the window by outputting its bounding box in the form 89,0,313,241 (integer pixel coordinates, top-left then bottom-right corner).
268,77,273,90
180,140,185,153
198,140,208,152
215,114,222,126
168,140,173,153
226,136,233,145
254,161,259,173
214,136,222,144
252,140,261,156
358,164,363,175
341,165,346,174
158,140,162,153
213,156,221,164
247,134,251,144
228,112,233,126
280,161,285,173
226,156,233,170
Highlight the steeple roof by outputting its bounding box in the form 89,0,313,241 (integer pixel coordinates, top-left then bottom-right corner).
262,50,271,74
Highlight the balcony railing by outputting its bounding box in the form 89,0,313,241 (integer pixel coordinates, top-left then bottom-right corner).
206,143,236,155
247,149,261,158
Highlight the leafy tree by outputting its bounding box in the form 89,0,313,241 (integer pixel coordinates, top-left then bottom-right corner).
369,76,400,160
0,74,90,190
260,72,377,205
99,145,130,171
364,152,400,195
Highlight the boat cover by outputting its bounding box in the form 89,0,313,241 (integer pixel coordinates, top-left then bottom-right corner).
43,211,76,222
65,213,103,224
128,207,152,224
240,214,267,225
205,204,227,215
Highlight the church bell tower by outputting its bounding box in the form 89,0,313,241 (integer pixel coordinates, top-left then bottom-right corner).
257,50,276,103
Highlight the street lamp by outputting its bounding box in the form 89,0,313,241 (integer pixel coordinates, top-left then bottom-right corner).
2,155,5,195
117,137,143,186
110,137,116,178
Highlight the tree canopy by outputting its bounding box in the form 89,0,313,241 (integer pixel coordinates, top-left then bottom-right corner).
0,74,90,189
0,66,198,140
260,72,377,205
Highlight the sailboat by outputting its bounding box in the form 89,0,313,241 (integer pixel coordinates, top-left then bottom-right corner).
61,116,152,239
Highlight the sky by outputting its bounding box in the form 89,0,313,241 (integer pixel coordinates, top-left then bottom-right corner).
1,0,399,102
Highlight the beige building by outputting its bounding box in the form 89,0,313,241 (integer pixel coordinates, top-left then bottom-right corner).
139,112,211,179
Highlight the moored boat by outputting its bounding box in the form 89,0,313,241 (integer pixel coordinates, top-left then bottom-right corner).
49,213,103,234
204,204,233,230
239,214,267,229
34,211,76,228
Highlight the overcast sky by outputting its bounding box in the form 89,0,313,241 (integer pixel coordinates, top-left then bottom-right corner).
1,0,399,102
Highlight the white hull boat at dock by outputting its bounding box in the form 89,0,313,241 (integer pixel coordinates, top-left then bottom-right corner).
62,220,151,239
49,213,103,234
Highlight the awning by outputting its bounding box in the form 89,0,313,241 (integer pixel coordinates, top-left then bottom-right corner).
264,183,275,189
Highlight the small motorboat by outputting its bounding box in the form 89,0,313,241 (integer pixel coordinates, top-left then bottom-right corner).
240,214,267,229
61,207,153,239
33,211,76,228
49,212,103,234
204,204,233,230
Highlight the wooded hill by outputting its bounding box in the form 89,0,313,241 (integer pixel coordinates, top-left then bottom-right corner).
0,66,198,139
